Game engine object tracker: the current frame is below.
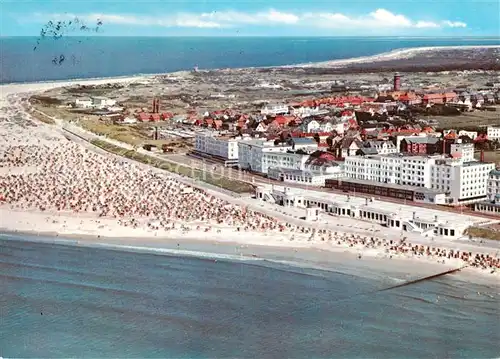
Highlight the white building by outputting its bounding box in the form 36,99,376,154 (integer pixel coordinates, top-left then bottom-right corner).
268,157,344,186
238,138,318,174
91,96,117,109
458,130,478,140
74,96,116,109
301,119,335,133
195,133,241,161
450,142,474,162
290,107,329,118
487,126,500,140
344,153,495,205
487,169,500,201
261,103,289,116
75,98,93,108
362,140,398,155
430,158,494,205
255,185,480,238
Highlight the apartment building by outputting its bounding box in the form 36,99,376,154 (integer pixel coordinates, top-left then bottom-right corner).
430,158,494,204
194,133,240,161
238,138,318,174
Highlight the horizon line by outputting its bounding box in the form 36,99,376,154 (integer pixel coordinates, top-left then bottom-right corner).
1,35,500,39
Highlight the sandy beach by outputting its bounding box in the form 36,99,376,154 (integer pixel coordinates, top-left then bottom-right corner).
1,75,500,282
289,44,500,68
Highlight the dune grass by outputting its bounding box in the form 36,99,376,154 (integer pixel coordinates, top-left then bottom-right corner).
90,139,254,194
465,227,500,241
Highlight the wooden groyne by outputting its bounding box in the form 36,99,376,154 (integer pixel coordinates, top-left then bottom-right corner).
377,266,467,293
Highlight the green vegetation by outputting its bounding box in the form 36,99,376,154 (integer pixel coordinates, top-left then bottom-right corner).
30,95,63,106
29,109,56,125
90,139,254,194
80,119,148,146
465,227,500,241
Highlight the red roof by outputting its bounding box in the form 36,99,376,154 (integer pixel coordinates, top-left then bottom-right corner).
274,115,292,126
444,132,457,139
213,120,223,128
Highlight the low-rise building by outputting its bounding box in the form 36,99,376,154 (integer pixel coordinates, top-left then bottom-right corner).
74,96,116,109
255,185,475,238
361,140,398,155
74,98,93,108
92,96,117,109
458,130,478,140
261,103,289,116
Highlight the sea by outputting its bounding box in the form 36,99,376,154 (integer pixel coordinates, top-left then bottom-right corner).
0,234,499,358
1,36,500,84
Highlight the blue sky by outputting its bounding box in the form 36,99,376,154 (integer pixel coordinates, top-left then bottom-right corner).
1,0,499,36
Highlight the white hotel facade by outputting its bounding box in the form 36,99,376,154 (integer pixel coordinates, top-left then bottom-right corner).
194,133,240,161
238,138,318,174
487,126,500,140
344,144,494,205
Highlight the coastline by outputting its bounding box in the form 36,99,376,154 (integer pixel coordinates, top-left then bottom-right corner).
0,207,498,286
1,46,500,286
1,227,497,288
289,44,500,68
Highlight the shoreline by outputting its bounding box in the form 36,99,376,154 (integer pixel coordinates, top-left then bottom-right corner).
1,44,500,86
1,228,497,287
1,49,499,286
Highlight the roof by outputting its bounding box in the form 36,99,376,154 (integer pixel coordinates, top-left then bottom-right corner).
333,177,445,195
291,137,317,145
403,137,440,144
341,137,362,149
358,147,379,155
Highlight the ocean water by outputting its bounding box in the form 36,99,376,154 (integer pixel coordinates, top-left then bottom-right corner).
0,234,499,358
1,36,500,84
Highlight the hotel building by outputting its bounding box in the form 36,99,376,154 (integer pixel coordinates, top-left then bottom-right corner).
194,133,241,165
341,143,494,205
238,138,318,174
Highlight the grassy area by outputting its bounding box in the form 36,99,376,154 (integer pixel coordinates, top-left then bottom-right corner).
465,227,500,241
433,109,500,129
80,119,149,146
28,108,56,125
475,150,500,166
90,138,254,194
464,227,500,241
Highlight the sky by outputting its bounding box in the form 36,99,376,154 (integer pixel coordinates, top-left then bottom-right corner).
1,0,499,37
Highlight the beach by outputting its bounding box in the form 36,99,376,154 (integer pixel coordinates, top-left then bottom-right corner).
291,44,500,68
1,71,500,283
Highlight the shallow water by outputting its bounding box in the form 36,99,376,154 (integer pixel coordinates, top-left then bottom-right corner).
0,235,499,358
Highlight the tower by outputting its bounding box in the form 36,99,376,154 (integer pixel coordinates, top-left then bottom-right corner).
393,72,401,91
